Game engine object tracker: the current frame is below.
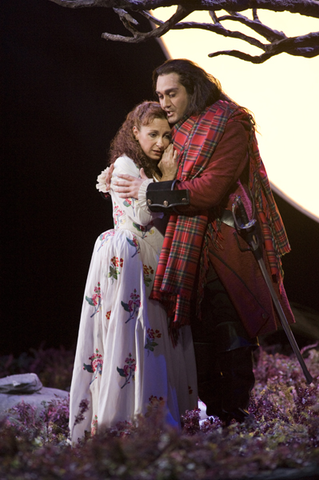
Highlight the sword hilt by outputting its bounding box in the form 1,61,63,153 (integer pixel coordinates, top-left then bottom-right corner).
232,196,257,232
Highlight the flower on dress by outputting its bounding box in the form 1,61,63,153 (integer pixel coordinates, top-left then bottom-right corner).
126,236,140,258
146,328,161,340
144,328,161,355
91,415,98,436
96,166,113,193
148,395,164,406
143,265,155,287
121,289,141,323
132,222,153,239
111,256,124,268
83,349,103,376
85,283,102,317
98,230,115,251
108,256,124,283
123,197,136,216
117,353,136,389
83,349,103,385
146,396,165,417
113,204,125,228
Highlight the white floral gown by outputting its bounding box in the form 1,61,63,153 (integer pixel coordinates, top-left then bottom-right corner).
69,155,198,443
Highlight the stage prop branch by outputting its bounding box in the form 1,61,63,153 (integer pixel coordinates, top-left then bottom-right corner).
48,0,319,63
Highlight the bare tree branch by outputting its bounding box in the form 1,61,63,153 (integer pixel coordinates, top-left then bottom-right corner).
48,0,319,18
209,32,319,62
218,11,286,42
101,5,193,41
156,18,268,50
48,0,319,63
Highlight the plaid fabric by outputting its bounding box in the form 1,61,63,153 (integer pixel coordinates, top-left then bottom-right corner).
151,100,290,325
249,133,291,286
150,101,236,325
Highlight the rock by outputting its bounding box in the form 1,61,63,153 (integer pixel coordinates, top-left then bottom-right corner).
0,373,43,394
0,373,68,418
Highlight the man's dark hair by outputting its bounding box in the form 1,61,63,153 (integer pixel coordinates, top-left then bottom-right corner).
153,58,223,117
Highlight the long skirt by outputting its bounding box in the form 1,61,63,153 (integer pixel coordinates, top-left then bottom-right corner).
69,228,198,443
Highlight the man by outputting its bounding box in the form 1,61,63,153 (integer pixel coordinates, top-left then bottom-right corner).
114,59,295,424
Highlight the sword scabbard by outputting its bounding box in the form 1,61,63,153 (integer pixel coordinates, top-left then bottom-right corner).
232,196,313,384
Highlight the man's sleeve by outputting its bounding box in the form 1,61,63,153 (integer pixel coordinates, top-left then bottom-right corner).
146,181,190,214
146,119,249,215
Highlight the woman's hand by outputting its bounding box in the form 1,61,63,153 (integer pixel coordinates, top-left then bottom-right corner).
113,168,148,199
158,144,178,181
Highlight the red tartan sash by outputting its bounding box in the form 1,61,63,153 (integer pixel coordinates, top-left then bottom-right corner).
249,133,291,284
150,100,290,326
150,101,236,325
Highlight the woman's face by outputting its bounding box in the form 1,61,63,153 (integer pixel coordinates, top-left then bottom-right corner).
133,117,171,161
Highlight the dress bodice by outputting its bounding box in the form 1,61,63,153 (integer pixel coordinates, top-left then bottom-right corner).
109,155,166,256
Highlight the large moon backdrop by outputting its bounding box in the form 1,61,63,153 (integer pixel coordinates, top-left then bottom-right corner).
154,8,319,222
1,0,318,356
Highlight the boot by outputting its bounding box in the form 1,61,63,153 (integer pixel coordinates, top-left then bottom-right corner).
193,342,223,418
219,346,256,425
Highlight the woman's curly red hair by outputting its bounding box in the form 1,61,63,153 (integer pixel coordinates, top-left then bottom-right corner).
108,101,169,179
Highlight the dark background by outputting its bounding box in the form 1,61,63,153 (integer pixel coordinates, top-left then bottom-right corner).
1,0,318,357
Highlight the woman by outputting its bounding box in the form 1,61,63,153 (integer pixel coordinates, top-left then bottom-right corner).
69,101,197,444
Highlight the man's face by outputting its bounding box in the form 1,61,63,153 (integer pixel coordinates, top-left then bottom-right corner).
155,73,190,125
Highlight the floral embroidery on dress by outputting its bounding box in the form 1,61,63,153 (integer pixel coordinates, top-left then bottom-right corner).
143,265,154,287
148,395,164,406
113,204,124,228
144,328,161,355
108,256,124,283
85,283,101,318
98,230,115,251
105,310,111,320
126,236,140,258
146,396,165,416
123,197,135,216
121,289,141,323
91,415,98,436
83,349,103,384
132,222,153,239
117,353,136,389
